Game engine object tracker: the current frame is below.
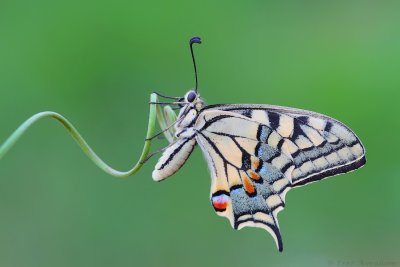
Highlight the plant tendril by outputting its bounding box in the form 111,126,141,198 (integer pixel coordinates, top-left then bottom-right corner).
0,93,166,178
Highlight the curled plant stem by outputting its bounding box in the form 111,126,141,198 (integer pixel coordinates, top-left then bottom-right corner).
0,93,159,178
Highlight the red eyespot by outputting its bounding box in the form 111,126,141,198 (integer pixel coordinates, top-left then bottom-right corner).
212,194,229,211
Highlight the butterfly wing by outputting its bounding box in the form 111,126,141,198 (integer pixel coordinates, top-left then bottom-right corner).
194,106,365,251
203,104,366,187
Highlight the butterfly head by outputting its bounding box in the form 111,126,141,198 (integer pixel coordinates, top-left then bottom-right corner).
185,90,197,103
183,89,205,110
174,89,205,130
184,90,204,109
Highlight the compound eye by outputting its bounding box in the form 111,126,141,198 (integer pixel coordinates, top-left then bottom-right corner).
186,91,197,102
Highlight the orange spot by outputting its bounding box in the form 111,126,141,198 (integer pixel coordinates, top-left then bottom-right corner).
251,157,260,169
248,170,261,181
242,175,256,194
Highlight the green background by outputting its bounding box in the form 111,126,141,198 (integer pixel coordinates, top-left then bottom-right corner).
0,1,399,266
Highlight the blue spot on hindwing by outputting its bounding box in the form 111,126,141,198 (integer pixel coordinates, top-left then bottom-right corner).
259,162,283,183
259,126,270,143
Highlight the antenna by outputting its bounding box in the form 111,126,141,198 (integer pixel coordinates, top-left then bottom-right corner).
189,36,202,92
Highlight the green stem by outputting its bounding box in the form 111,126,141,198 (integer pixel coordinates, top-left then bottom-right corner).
0,93,158,178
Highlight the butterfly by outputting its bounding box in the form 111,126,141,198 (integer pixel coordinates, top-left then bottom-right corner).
151,37,366,252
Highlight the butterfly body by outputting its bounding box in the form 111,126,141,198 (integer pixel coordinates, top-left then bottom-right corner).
152,89,366,252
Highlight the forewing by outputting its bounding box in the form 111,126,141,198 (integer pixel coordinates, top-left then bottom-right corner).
202,104,366,186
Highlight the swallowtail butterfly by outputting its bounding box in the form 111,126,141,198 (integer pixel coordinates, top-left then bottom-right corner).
152,37,366,252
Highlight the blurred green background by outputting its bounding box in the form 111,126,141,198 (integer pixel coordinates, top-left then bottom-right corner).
1,1,399,266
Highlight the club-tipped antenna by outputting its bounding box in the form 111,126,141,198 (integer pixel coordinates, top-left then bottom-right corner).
189,36,202,92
